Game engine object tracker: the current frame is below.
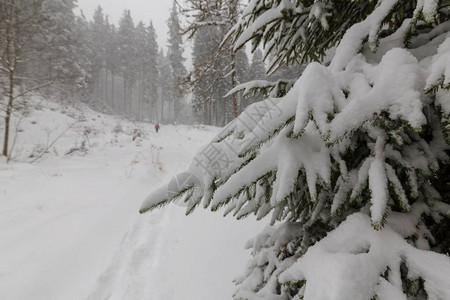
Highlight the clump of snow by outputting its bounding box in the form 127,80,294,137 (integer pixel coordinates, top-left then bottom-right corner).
211,121,330,210
330,0,400,71
425,36,450,91
331,48,425,140
279,211,450,300
292,62,345,137
415,0,439,22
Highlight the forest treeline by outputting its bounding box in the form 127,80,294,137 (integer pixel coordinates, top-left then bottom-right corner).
1,0,189,127
0,0,303,157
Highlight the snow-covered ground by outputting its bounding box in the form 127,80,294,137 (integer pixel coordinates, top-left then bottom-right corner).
0,99,264,300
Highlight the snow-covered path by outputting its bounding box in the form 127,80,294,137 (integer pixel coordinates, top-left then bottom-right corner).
0,102,263,300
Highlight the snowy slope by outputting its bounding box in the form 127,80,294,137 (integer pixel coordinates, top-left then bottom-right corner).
0,99,264,300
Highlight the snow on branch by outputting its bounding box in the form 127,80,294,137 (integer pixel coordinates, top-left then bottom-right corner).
141,1,450,299
224,79,296,99
425,36,450,92
278,210,450,299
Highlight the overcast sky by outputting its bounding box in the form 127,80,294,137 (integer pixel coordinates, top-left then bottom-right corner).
76,0,186,55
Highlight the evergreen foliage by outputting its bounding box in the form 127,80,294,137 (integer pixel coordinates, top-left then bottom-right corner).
167,0,187,122
143,22,160,121
235,48,250,113
1,1,168,159
39,0,88,91
157,49,174,122
0,0,91,158
89,6,107,84
191,24,223,124
84,8,163,121
183,0,248,125
117,10,137,116
141,0,450,299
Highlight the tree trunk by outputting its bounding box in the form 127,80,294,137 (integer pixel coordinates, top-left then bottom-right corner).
2,77,14,157
124,78,127,116
139,65,143,121
160,94,164,123
2,2,16,157
105,68,108,105
229,0,239,119
138,82,142,121
128,82,133,118
111,73,115,111
231,52,238,119
203,98,207,125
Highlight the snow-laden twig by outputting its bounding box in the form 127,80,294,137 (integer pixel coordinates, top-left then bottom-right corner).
29,121,77,164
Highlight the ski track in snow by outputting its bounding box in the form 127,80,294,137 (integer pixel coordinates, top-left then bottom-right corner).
0,101,264,300
87,208,176,300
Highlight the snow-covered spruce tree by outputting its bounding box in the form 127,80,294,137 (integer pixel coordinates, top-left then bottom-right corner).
104,18,119,110
143,21,159,122
157,49,173,123
191,23,231,125
182,0,244,124
87,6,107,103
117,10,137,117
141,0,450,299
167,0,187,122
133,20,159,122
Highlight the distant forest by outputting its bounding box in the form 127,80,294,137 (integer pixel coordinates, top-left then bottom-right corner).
1,0,306,127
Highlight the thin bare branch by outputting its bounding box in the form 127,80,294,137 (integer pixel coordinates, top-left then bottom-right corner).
29,121,77,164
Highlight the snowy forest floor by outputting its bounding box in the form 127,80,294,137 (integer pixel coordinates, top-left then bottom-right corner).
0,98,264,300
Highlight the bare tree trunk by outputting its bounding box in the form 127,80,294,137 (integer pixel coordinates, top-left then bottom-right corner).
203,98,207,124
167,97,170,123
3,77,14,156
160,94,164,123
111,73,115,111
170,97,174,123
209,98,213,125
123,78,127,116
128,82,133,118
1,0,51,158
138,81,142,121
2,2,16,157
139,64,143,121
229,0,239,119
152,99,156,123
105,68,108,105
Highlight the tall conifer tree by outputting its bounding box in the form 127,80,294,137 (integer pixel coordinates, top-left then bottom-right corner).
144,22,159,122
167,0,187,122
117,10,136,117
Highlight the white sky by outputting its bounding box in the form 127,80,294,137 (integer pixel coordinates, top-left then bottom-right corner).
76,0,187,56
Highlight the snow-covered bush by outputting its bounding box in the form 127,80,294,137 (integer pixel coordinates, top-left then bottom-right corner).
141,0,450,299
